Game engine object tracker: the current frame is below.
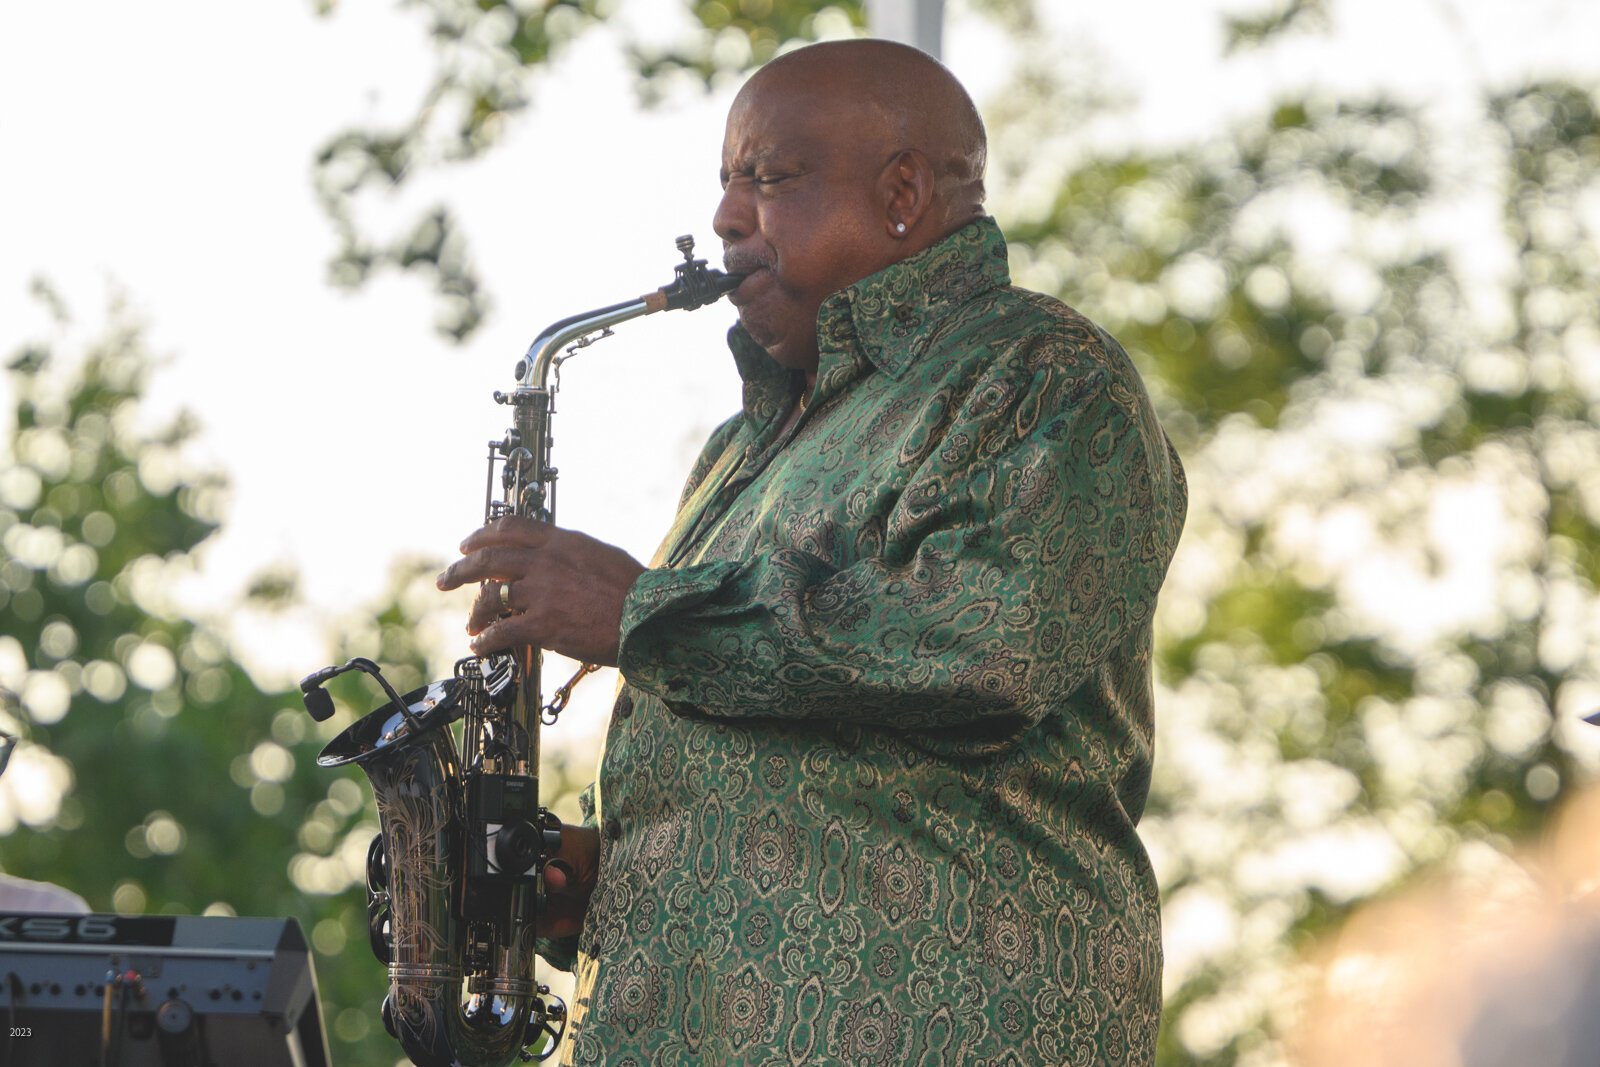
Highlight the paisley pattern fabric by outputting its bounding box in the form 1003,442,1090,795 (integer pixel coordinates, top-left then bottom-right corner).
556,217,1187,1065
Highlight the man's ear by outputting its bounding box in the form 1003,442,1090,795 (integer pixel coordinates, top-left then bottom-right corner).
879,149,936,240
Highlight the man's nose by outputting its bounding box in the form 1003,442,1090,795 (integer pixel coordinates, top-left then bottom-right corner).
713,181,752,244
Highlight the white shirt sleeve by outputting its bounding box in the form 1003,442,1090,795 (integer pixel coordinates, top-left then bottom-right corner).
0,872,91,913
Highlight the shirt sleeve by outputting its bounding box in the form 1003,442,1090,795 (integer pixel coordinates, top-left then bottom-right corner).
615,334,1185,753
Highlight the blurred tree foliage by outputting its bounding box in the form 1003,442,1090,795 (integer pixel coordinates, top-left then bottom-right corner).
993,32,1600,1067
312,0,864,340
0,295,590,1065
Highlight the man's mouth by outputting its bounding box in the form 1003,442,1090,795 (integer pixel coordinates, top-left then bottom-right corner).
723,251,772,305
727,265,770,306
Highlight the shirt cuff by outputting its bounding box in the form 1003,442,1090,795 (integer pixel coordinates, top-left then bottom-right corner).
617,560,749,711
535,935,579,973
622,561,743,626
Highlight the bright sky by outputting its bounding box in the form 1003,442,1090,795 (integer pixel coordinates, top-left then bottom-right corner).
2,0,1597,713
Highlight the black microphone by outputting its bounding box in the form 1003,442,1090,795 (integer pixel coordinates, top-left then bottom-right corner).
297,658,422,731
303,687,336,723
298,666,339,722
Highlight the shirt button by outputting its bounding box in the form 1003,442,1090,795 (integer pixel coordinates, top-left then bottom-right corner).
603,816,622,842
614,693,634,721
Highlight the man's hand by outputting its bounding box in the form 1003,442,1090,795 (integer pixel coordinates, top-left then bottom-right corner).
435,517,646,666
539,823,600,939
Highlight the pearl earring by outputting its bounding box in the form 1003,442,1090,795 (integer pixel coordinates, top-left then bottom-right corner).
896,222,906,234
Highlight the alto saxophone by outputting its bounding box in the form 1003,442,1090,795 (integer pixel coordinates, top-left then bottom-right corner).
299,238,742,1067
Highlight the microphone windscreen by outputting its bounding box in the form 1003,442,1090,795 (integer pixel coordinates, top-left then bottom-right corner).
304,687,336,723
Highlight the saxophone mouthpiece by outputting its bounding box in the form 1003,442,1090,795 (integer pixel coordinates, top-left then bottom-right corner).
649,235,748,312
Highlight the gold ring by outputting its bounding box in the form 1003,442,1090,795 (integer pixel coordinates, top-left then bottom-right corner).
498,582,513,611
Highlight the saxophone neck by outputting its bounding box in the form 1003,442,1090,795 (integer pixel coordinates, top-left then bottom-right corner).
518,235,744,391
520,296,652,391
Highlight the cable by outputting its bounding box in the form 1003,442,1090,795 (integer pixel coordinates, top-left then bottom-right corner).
98,969,137,1067
112,978,131,1067
100,972,114,1067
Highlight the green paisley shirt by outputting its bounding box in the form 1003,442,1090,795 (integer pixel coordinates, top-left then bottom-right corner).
558,217,1186,1066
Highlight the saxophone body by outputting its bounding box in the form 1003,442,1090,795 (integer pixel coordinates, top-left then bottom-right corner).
302,239,741,1066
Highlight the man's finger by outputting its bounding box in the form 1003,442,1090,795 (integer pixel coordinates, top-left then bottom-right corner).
543,859,575,892
459,516,556,554
465,583,505,636
469,612,530,657
435,545,533,591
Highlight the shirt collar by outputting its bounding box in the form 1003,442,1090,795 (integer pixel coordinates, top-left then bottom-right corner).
727,216,1011,415
818,215,1010,379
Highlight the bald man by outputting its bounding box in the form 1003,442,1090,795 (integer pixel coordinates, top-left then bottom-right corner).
439,39,1186,1065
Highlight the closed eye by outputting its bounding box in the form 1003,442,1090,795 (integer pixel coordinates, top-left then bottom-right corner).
718,166,800,190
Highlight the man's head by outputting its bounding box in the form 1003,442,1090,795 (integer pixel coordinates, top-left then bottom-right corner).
714,39,987,377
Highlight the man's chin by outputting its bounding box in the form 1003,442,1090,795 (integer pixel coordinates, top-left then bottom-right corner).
732,301,773,346
732,296,819,374
735,315,781,361
743,330,817,375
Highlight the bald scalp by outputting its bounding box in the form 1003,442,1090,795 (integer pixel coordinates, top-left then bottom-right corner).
741,39,987,233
